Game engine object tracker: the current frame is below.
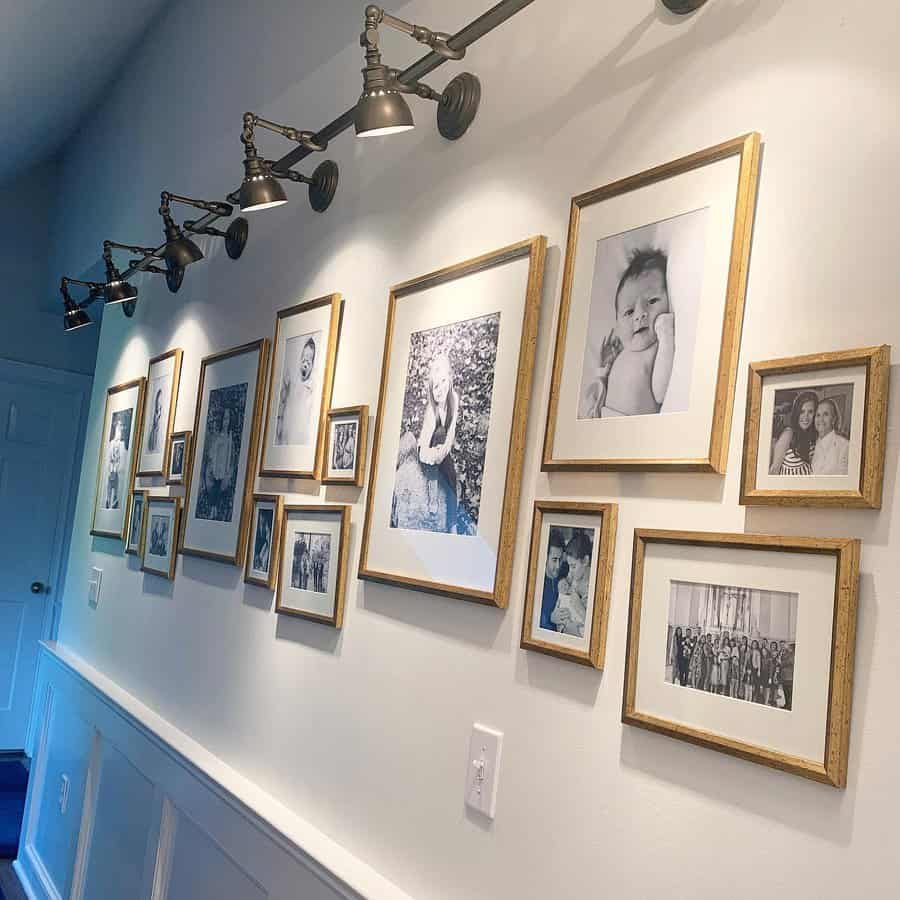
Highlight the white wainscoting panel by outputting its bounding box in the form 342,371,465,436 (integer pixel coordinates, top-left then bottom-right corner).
13,642,414,900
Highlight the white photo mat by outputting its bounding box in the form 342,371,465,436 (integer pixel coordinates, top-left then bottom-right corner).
550,153,741,462
633,541,836,763
364,255,530,595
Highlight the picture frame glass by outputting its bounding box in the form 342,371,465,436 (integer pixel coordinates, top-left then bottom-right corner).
261,300,337,476
634,540,836,762
138,352,179,475
548,149,746,464
278,509,342,618
143,501,177,576
248,499,277,582
527,511,603,655
92,381,143,537
183,344,264,560
326,413,360,481
365,253,531,595
754,364,866,492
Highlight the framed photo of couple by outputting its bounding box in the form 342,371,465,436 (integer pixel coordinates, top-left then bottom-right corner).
542,133,761,472
740,345,890,508
622,530,860,787
520,501,618,668
359,236,547,607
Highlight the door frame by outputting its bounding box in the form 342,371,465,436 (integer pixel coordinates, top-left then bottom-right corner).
0,356,92,749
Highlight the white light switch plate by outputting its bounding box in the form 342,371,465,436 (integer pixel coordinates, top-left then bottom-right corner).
88,567,102,609
465,723,503,819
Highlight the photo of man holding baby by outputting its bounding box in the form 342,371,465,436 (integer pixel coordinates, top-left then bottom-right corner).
577,209,708,420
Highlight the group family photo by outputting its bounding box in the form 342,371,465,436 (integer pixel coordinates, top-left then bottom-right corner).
538,526,596,639
666,580,797,711
197,382,248,523
332,421,357,471
291,531,331,593
769,382,853,476
390,312,501,536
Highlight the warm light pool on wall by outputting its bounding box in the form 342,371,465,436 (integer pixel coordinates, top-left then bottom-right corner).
56,0,710,332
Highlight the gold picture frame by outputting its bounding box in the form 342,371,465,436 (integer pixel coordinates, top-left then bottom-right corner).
542,132,761,473
622,529,860,787
180,339,270,566
141,496,181,581
244,493,284,590
259,294,342,480
520,500,618,669
136,347,183,477
322,405,369,487
358,235,547,607
275,504,350,627
124,489,149,557
90,377,146,539
740,345,890,508
165,430,192,486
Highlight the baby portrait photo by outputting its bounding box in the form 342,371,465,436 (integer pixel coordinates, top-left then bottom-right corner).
291,531,331,593
197,382,248,523
275,330,322,447
666,579,798,711
538,526,596,639
578,209,707,420
101,408,134,511
769,383,853,477
390,311,501,536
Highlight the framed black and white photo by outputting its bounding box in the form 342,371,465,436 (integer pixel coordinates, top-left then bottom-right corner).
359,236,547,607
141,496,181,580
259,295,342,480
181,339,269,565
623,530,860,787
137,348,182,477
165,430,192,486
741,346,890,507
91,378,145,539
125,490,148,556
275,505,350,626
543,133,761,473
244,494,284,590
323,406,368,486
520,501,617,668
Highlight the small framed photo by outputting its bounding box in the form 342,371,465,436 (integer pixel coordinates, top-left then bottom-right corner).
91,378,146,539
520,501,618,668
137,348,183,477
740,345,890,508
542,133,761,473
259,295,342,480
181,339,269,566
244,494,284,590
275,505,350,627
141,497,181,580
623,529,860,787
323,406,368,486
165,431,192,486
125,490,148,556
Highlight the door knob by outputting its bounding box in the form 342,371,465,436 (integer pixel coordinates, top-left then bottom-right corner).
30,581,45,594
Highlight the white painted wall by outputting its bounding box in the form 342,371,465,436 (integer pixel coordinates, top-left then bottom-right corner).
51,2,899,898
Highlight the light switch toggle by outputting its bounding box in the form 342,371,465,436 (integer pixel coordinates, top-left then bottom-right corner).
465,723,502,820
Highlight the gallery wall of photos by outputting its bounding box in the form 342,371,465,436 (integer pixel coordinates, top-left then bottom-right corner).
90,128,886,790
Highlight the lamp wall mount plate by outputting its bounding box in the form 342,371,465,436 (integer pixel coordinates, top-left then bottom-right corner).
437,72,481,140
308,160,339,212
226,217,250,258
165,261,185,294
661,0,709,13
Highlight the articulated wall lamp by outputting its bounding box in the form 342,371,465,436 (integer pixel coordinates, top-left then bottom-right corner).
355,5,480,141
102,241,139,307
239,113,339,213
60,278,102,332
158,192,216,268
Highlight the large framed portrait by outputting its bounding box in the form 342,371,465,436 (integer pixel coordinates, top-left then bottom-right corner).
181,339,269,565
275,505,350,627
136,348,183,477
90,378,146,539
359,236,547,607
623,529,859,787
520,501,618,669
542,133,761,473
740,345,890,508
141,496,181,580
125,490,148,556
244,493,284,590
165,430,192,486
322,405,368,487
259,295,342,480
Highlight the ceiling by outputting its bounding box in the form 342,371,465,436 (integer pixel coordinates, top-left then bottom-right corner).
0,0,171,184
